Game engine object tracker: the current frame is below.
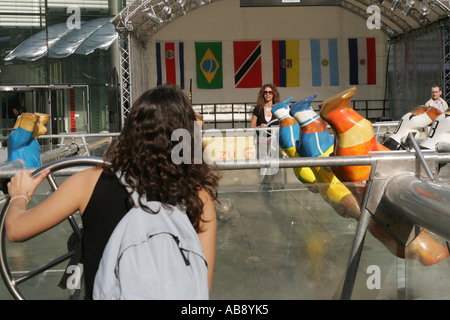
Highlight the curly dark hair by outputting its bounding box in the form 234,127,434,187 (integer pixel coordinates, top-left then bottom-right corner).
255,83,281,111
103,84,219,231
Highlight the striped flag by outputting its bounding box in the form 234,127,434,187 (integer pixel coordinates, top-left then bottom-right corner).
348,38,376,85
272,40,300,87
156,42,185,89
310,38,339,87
233,41,262,88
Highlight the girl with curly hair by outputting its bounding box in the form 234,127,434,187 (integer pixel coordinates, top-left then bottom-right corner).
5,84,219,299
250,83,281,128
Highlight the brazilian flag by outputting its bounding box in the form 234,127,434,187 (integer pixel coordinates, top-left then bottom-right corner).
195,42,223,89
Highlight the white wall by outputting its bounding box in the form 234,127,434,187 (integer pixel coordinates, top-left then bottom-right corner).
144,0,387,105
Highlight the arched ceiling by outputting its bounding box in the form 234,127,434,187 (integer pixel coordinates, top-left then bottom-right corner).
111,0,217,42
111,0,450,42
341,0,450,37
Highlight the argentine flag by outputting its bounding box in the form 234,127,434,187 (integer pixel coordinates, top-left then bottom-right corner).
310,38,339,87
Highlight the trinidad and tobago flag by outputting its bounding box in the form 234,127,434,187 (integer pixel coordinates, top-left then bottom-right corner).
233,41,262,88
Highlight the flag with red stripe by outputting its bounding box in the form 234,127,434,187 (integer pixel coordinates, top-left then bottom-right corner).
272,40,300,87
156,42,185,89
348,38,376,85
233,41,262,88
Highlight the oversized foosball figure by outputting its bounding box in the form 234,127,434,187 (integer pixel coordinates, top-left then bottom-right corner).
383,106,442,150
319,87,448,265
271,97,318,190
8,113,51,168
319,87,383,184
420,111,450,150
290,93,408,259
289,94,360,219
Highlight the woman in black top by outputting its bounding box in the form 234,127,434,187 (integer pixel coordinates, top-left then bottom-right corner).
250,83,281,128
5,84,220,299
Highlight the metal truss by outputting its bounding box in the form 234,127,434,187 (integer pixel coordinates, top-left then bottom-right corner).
111,0,218,43
442,22,450,101
112,0,218,125
341,0,450,37
119,33,132,124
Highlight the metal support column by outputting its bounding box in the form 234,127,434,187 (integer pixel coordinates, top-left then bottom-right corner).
340,165,377,300
442,23,450,102
119,32,132,129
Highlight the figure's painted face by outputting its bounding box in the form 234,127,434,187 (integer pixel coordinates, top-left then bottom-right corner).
32,113,51,138
13,113,39,131
12,113,50,139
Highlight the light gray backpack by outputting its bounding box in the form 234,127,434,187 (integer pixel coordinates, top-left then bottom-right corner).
92,173,209,300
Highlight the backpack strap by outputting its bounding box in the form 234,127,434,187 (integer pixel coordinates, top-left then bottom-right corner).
115,170,178,206
146,193,178,206
58,230,83,299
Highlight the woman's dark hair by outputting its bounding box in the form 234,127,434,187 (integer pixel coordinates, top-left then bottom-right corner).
103,84,219,231
255,83,281,110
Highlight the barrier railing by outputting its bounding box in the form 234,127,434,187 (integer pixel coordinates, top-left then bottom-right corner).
193,99,390,129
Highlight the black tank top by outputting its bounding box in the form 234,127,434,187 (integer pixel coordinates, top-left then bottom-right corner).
81,171,131,299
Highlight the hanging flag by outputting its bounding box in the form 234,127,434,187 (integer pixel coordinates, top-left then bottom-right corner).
348,38,376,85
156,42,185,89
272,40,300,87
233,41,262,88
195,42,223,89
310,38,339,87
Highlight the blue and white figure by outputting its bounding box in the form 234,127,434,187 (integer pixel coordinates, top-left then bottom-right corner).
290,94,334,158
272,97,299,152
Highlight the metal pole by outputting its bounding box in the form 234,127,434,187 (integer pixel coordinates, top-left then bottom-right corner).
340,165,377,300
383,173,450,242
406,132,435,181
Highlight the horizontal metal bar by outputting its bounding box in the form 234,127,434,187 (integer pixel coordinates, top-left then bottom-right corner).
0,133,120,142
214,151,450,170
0,122,397,141
437,142,450,152
0,151,449,178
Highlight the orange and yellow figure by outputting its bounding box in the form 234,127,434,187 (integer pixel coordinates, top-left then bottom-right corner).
8,113,51,168
319,87,377,183
319,87,448,265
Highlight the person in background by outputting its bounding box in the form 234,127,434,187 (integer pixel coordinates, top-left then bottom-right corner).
250,83,281,129
425,85,448,113
11,107,22,124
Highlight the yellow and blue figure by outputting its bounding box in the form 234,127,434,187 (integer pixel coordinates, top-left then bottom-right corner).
271,97,317,189
8,113,50,168
290,94,360,219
